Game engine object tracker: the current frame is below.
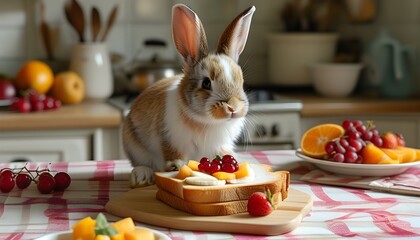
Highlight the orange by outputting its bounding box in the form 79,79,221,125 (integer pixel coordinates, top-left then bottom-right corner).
300,124,345,158
361,143,396,164
50,71,85,104
15,60,54,94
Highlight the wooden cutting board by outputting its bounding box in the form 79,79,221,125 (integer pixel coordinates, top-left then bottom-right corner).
105,185,312,236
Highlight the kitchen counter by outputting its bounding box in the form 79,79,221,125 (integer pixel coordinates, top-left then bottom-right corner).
0,100,122,131
282,93,420,117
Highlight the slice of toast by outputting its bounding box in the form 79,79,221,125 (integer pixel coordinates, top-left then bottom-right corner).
156,187,284,216
154,164,290,204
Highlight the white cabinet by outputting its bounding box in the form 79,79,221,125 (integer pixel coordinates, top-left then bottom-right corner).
301,114,420,148
0,128,121,163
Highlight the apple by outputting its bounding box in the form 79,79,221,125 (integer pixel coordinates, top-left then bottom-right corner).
0,78,16,100
50,71,85,104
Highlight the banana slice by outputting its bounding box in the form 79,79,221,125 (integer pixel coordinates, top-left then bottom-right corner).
185,176,226,186
191,170,216,178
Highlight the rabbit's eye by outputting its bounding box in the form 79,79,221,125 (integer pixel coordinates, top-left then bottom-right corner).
202,77,212,90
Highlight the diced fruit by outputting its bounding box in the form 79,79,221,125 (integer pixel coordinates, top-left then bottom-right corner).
112,217,136,234
212,171,236,180
72,216,96,240
234,162,250,179
187,160,199,171
300,124,345,158
176,165,193,180
110,233,125,240
381,148,403,164
124,228,155,240
95,235,111,240
381,132,398,149
397,147,417,163
361,143,396,164
247,189,274,216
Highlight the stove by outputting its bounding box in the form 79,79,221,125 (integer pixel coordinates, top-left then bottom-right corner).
108,90,302,152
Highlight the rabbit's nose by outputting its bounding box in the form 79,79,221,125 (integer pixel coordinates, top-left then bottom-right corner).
227,105,235,112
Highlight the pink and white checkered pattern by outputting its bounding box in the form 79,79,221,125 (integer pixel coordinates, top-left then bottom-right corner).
1,150,420,239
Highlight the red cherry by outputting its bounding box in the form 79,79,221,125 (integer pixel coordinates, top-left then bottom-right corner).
37,173,56,194
54,172,71,191
16,173,32,189
221,163,236,173
221,155,235,164
0,174,15,193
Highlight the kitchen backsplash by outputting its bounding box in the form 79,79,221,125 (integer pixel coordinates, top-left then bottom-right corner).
1,0,420,89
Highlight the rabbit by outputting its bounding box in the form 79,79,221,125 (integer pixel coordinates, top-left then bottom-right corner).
123,4,256,187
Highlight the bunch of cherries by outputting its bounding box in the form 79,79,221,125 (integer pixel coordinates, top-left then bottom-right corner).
198,154,239,174
10,90,61,113
0,165,71,194
325,120,382,164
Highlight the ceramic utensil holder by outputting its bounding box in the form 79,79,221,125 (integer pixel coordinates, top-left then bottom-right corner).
70,43,113,100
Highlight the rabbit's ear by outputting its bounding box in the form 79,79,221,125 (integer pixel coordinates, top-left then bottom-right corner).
217,6,256,63
172,4,208,65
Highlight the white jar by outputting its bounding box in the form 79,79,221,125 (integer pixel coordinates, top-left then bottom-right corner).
70,43,113,100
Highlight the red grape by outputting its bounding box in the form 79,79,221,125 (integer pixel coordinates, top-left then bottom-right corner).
16,173,32,189
342,120,353,130
222,155,235,164
200,157,210,164
344,151,358,163
221,163,236,173
54,172,71,191
348,139,363,152
333,153,345,162
208,163,221,174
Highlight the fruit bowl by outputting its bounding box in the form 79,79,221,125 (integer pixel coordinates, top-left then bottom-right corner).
34,227,171,240
296,149,420,177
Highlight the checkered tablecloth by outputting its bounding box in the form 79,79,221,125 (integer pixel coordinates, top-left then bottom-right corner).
1,150,420,239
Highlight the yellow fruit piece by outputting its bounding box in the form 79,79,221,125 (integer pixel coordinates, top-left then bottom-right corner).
381,148,403,164
397,147,417,163
112,217,136,234
361,143,396,164
300,124,345,158
15,60,54,94
212,171,236,180
110,233,125,240
124,228,154,240
72,216,96,240
234,162,250,179
176,165,193,180
187,160,199,171
51,71,85,104
95,235,111,240
416,149,420,161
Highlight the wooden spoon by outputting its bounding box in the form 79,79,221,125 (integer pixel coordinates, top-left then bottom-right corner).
101,6,118,42
69,0,85,42
91,7,101,42
39,0,54,60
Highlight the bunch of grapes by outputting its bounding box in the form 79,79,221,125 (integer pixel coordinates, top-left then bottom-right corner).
0,165,71,194
10,90,61,113
198,155,239,174
325,120,383,164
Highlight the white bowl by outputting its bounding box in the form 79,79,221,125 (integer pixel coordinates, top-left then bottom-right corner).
311,63,363,97
35,227,171,240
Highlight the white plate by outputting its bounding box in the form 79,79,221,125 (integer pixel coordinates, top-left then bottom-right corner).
35,227,171,240
296,149,420,177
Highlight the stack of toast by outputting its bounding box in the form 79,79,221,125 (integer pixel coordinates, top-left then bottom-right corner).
154,164,290,216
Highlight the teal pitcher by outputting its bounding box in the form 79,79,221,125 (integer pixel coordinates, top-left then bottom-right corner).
368,30,415,98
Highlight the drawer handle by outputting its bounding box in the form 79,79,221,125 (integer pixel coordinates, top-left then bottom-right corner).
10,158,31,163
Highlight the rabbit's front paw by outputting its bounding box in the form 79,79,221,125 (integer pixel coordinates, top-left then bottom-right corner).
130,166,155,188
166,159,185,171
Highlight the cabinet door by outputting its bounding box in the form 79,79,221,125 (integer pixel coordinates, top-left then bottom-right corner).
0,137,90,163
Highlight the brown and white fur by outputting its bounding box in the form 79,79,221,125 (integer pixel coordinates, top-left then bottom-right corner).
123,4,256,187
